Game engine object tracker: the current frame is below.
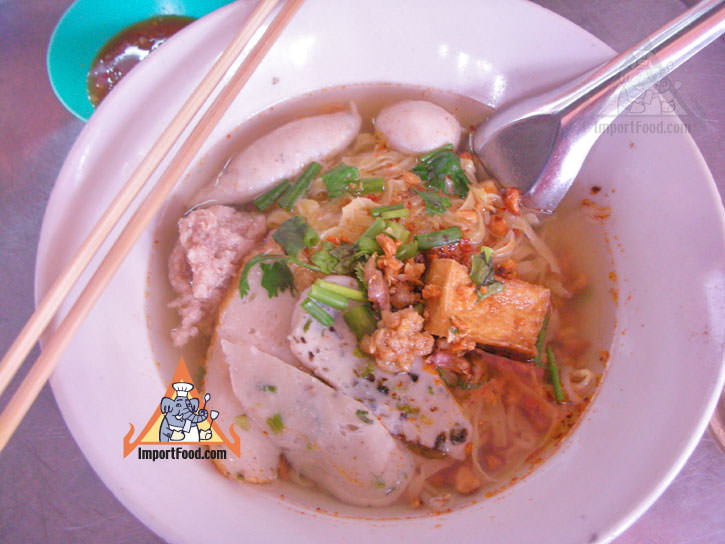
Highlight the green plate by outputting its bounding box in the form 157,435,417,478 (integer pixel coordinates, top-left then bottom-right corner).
47,0,233,121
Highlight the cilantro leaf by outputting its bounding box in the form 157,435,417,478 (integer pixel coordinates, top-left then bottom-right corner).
412,145,470,197
273,216,319,257
413,189,451,216
239,254,288,298
259,261,294,298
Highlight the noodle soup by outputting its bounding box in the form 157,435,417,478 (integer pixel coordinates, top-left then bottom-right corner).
147,85,615,512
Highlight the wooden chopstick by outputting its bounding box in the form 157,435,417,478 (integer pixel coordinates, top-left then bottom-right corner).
0,0,281,400
0,0,304,451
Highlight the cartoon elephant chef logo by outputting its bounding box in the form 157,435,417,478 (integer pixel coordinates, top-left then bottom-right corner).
160,382,216,442
122,357,241,457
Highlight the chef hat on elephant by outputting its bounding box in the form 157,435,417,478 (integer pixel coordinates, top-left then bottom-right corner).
172,382,194,398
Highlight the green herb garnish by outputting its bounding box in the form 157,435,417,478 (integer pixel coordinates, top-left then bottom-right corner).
547,346,566,402
356,409,374,424
238,254,321,299
309,284,349,310
413,189,451,216
278,162,322,210
267,413,284,434
350,177,384,195
259,261,294,298
234,414,251,431
415,226,462,250
534,313,550,367
470,245,504,302
273,216,319,257
370,203,405,217
260,384,277,393
384,221,410,242
253,179,290,211
315,279,366,301
477,281,505,301
321,163,359,197
412,145,470,197
343,304,378,340
301,297,334,327
395,240,419,260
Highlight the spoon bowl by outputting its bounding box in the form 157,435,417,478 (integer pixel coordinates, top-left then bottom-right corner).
473,0,725,213
47,0,233,121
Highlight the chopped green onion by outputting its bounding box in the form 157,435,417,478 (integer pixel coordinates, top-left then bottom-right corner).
546,346,566,402
356,218,386,253
351,177,385,195
360,218,386,239
355,409,374,424
415,227,462,250
267,413,284,434
315,280,366,301
322,163,359,197
278,162,322,210
302,297,335,326
477,280,505,301
381,208,409,219
253,179,290,211
357,237,381,254
343,304,378,340
385,221,410,242
309,284,349,310
260,384,277,393
395,240,419,260
534,313,549,367
370,203,405,217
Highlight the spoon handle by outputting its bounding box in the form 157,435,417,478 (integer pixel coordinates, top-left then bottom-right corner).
558,0,725,121
521,0,725,211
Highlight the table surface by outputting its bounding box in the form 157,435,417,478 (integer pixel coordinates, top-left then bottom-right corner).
1,1,723,542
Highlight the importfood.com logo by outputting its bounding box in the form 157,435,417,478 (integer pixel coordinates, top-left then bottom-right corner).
122,358,240,460
595,44,703,136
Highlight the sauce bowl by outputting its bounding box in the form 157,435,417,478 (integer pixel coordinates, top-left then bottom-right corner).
46,0,233,120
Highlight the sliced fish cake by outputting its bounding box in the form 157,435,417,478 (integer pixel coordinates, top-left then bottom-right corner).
289,276,472,459
223,340,415,507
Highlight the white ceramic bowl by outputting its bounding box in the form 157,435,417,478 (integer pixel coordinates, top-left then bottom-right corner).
36,1,725,542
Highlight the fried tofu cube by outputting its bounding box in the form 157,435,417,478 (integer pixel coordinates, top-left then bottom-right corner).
424,258,550,359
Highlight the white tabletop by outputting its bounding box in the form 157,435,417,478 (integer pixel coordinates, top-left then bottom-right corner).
0,1,722,542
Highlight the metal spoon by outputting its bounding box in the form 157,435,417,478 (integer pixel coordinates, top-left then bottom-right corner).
472,0,725,213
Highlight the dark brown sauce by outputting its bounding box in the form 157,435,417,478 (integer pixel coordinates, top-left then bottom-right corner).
87,15,195,106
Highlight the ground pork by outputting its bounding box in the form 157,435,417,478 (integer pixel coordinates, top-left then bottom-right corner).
168,205,266,346
360,307,434,373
